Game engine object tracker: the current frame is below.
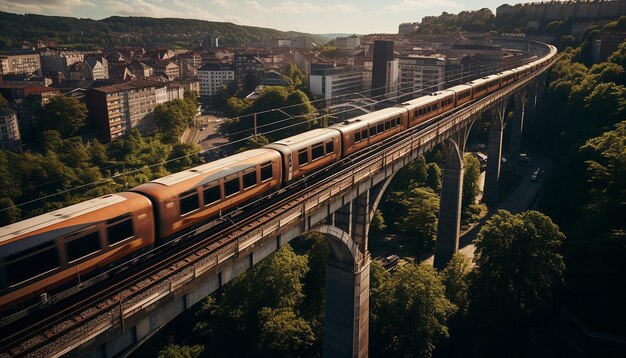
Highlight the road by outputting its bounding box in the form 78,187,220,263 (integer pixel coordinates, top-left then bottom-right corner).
181,115,229,151
424,152,550,265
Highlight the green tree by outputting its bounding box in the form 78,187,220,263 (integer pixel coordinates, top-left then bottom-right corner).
154,99,196,142
580,120,626,229
370,263,456,357
0,198,20,225
440,252,471,315
226,87,317,141
257,307,315,356
0,151,21,199
193,245,310,356
157,342,204,358
393,187,440,257
87,139,108,166
426,162,442,192
167,142,201,173
0,93,7,106
236,134,270,152
39,95,87,138
284,63,306,91
370,209,387,234
391,154,428,191
60,137,91,169
469,210,565,355
462,154,481,208
300,233,329,349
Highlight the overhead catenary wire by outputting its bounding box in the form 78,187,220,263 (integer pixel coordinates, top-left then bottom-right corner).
3,54,541,213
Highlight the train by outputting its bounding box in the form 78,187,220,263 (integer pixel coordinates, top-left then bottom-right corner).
0,44,557,314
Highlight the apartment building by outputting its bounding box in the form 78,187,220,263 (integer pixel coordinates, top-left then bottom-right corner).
198,63,235,98
235,54,265,93
335,35,361,51
0,107,22,151
84,57,109,80
308,64,371,99
0,52,41,76
87,79,167,142
398,55,447,99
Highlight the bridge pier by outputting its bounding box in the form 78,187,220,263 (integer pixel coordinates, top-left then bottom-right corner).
483,100,508,205
509,89,526,159
435,122,471,269
318,188,373,358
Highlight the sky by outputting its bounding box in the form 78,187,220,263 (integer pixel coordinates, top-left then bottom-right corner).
0,0,534,34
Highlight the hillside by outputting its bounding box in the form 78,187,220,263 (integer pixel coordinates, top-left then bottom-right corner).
0,12,328,49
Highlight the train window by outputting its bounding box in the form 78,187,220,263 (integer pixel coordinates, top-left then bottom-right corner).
325,141,334,154
362,129,368,139
180,189,199,215
414,110,419,117
354,132,361,143
369,127,376,137
66,231,101,262
396,117,401,126
108,216,134,245
4,242,60,286
384,121,391,130
261,163,273,182
224,178,240,197
312,143,324,160
243,171,257,189
377,123,384,133
298,149,308,166
204,186,221,205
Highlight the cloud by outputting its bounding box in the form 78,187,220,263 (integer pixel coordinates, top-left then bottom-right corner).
383,0,463,12
105,0,223,21
242,1,360,15
274,1,360,14
0,0,94,16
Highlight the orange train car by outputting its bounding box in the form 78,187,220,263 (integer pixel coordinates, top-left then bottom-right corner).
265,128,342,183
132,148,282,241
0,192,154,312
330,107,408,158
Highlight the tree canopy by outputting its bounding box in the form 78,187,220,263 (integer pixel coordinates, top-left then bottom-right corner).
38,95,87,138
225,86,319,142
370,263,456,357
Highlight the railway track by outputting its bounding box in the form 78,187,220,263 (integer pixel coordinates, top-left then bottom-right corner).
0,49,554,357
0,98,443,356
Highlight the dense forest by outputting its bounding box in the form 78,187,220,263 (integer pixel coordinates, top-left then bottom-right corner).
0,12,327,49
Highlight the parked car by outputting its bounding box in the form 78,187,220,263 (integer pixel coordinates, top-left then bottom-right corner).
518,153,532,164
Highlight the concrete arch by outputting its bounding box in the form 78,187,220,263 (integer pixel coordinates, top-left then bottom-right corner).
308,224,357,266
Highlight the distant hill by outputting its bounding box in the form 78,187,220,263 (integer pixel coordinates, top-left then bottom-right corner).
0,12,329,49
316,33,359,40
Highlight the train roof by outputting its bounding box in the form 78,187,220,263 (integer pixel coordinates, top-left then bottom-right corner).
0,194,128,245
268,128,340,148
149,148,279,187
401,91,454,108
445,84,473,93
329,106,407,132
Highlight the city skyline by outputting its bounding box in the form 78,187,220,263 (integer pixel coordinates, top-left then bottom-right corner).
0,0,534,34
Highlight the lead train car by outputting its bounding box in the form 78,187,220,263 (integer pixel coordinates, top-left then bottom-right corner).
132,148,282,241
0,192,154,312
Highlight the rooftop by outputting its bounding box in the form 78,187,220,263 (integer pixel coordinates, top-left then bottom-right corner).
93,79,166,94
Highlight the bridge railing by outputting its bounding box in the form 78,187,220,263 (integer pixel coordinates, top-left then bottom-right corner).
16,42,556,358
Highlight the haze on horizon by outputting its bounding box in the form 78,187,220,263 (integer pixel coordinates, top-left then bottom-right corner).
0,0,535,34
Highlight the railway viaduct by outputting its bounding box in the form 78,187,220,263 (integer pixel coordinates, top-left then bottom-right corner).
2,39,554,358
